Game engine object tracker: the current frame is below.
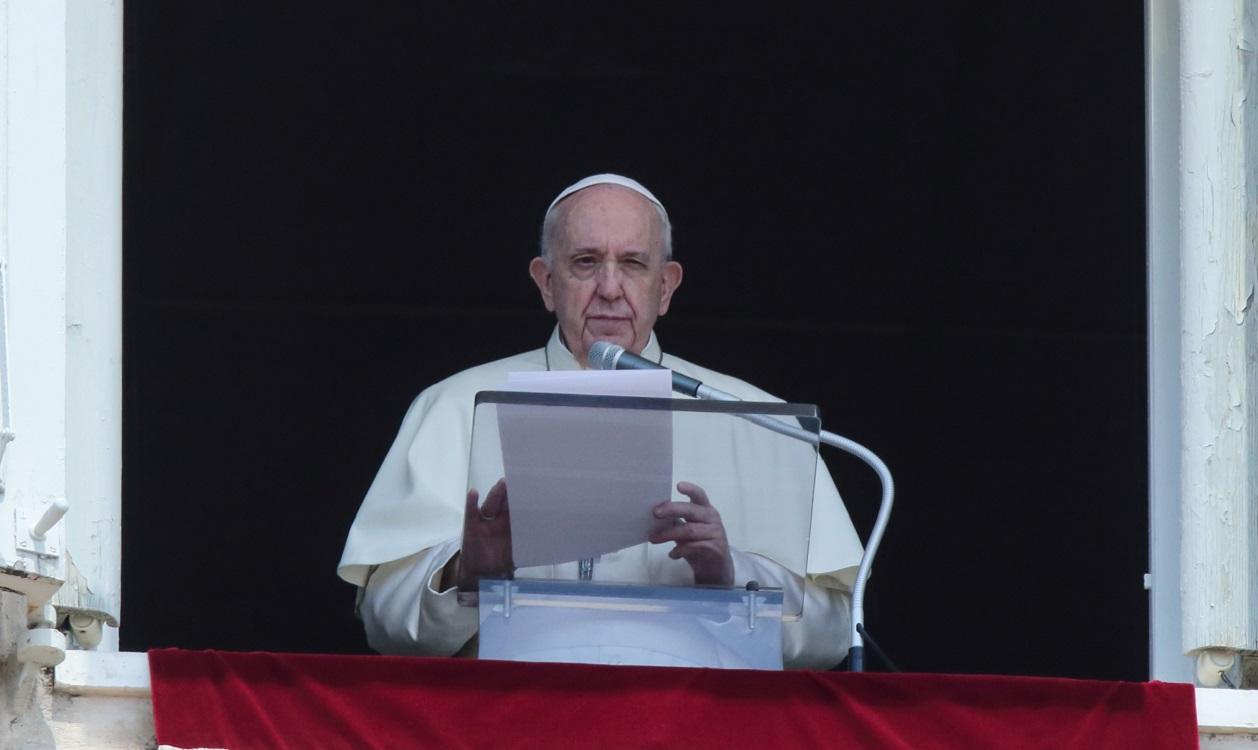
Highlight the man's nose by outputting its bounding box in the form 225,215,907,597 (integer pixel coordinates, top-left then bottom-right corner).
595,262,625,298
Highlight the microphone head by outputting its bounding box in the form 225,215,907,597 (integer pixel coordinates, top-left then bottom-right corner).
588,340,623,370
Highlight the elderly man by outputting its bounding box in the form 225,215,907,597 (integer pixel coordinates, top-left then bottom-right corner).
338,174,863,669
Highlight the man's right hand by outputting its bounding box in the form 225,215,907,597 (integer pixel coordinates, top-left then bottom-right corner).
444,478,514,592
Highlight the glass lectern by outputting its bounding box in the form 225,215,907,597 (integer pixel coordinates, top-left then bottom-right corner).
463,391,820,670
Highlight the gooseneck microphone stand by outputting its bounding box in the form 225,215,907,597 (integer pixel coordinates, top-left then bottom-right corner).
587,342,896,672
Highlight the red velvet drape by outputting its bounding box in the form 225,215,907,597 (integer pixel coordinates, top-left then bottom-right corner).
149,649,1198,750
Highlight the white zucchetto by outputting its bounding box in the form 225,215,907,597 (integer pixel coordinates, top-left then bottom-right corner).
546,173,668,219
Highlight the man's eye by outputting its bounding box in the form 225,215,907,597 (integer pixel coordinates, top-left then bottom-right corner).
573,257,597,266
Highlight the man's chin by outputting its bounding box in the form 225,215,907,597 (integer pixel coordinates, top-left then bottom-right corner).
583,326,635,351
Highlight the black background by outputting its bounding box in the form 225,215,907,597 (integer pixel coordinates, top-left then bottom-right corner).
122,3,1148,679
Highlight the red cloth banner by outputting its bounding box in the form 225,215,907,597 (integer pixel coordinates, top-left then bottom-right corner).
148,649,1198,750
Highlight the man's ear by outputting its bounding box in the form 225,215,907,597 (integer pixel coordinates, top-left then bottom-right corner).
657,261,684,316
529,256,556,312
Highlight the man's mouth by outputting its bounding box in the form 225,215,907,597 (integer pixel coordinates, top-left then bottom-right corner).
586,316,632,336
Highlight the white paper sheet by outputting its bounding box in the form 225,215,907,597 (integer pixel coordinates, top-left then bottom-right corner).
496,369,673,567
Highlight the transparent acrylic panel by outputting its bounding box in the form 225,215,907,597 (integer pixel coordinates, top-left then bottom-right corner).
464,392,819,618
478,578,785,670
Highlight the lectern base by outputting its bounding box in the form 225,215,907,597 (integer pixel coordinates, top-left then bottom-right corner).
478,578,784,670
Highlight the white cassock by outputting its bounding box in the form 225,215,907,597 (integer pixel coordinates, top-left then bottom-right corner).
337,328,864,669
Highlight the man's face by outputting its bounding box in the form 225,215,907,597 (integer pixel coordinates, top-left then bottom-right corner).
529,185,683,367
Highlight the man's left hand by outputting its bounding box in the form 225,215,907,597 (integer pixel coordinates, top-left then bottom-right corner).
649,481,735,587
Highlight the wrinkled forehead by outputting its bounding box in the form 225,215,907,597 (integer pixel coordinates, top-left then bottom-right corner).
554,185,663,251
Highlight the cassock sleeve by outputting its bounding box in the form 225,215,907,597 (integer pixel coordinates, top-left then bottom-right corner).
359,538,478,656
731,548,852,670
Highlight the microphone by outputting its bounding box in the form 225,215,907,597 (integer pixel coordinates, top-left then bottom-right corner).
588,341,741,400
587,341,709,398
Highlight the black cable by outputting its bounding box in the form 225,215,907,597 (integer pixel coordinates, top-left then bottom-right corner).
856,623,901,673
